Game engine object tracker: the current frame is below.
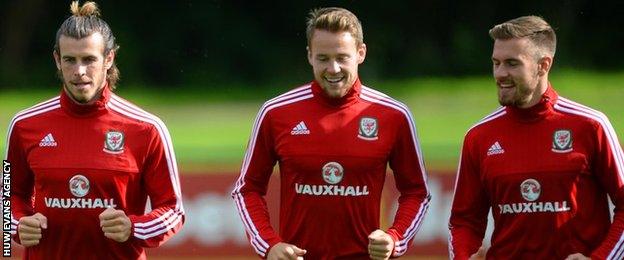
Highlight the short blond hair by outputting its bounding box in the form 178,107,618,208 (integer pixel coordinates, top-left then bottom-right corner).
306,7,363,47
489,16,556,58
55,1,120,90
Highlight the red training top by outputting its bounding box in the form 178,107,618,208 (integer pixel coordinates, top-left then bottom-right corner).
7,86,184,259
233,79,430,259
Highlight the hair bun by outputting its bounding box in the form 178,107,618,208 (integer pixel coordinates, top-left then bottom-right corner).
70,1,100,17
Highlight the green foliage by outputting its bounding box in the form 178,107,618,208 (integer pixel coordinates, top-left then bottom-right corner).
2,70,623,172
3,1,624,89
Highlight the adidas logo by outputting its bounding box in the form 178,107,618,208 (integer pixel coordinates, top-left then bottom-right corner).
487,141,504,156
39,133,58,147
291,121,310,135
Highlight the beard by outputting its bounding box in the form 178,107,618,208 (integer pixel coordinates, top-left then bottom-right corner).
316,74,353,98
498,85,532,107
497,73,539,107
57,68,107,104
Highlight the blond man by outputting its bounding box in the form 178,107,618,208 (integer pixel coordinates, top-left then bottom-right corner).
449,16,624,260
232,7,430,260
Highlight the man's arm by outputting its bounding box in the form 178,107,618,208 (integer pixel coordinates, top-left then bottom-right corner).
231,106,282,258
6,120,36,244
589,118,624,259
127,122,184,248
448,135,490,260
385,110,431,258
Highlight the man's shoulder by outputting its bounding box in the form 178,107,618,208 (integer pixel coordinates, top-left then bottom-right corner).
9,95,62,127
260,83,314,112
359,85,410,115
465,107,508,137
268,83,313,102
553,96,610,125
107,93,168,129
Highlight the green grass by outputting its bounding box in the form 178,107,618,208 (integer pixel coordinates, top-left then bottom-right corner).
2,69,624,172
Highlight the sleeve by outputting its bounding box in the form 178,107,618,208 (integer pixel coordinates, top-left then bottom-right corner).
127,123,184,248
6,121,35,244
231,107,281,258
589,119,624,259
385,112,431,258
448,133,490,260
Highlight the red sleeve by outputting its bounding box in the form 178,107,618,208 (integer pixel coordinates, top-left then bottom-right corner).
448,133,490,260
128,123,184,248
6,120,34,244
589,119,624,259
231,106,281,258
386,111,431,257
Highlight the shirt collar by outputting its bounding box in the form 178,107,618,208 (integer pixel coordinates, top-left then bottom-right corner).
505,83,558,122
60,83,110,117
311,78,361,108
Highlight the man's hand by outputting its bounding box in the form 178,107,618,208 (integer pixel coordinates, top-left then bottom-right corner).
18,213,47,247
368,229,394,260
469,245,487,260
267,242,306,260
99,207,131,242
565,253,590,260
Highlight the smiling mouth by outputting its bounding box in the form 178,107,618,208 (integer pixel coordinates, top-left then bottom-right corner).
325,76,344,83
72,82,92,87
498,82,515,88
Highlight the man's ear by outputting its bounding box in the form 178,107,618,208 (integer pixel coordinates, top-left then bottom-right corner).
538,56,553,76
357,43,367,64
53,50,61,70
104,50,115,70
307,46,313,66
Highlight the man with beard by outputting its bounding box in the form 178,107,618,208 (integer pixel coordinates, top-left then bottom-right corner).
449,16,624,260
6,1,184,259
232,7,430,260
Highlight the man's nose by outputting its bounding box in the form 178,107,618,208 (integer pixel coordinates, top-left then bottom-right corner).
76,65,87,76
326,60,340,74
493,65,508,79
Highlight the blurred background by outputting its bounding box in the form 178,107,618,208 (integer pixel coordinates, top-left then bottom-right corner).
1,0,623,259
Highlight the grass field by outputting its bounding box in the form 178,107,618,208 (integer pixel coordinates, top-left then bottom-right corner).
2,69,623,172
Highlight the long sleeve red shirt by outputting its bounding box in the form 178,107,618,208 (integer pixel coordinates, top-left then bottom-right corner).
449,86,624,259
6,86,184,259
232,80,431,259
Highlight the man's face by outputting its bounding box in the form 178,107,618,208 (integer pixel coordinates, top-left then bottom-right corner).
308,30,366,98
492,38,543,108
54,33,114,104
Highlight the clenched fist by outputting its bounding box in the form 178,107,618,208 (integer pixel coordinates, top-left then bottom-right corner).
368,229,394,260
18,213,48,247
267,242,306,260
99,207,131,242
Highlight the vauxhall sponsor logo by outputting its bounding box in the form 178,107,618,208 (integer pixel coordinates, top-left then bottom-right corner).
295,162,369,197
294,183,370,196
498,201,571,214
498,178,571,214
45,174,116,209
44,197,117,209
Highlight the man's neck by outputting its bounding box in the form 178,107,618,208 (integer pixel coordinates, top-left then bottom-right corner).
518,77,549,109
63,86,104,105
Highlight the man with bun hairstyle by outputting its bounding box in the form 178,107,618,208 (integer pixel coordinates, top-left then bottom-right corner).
6,1,184,259
449,15,624,259
232,7,430,260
